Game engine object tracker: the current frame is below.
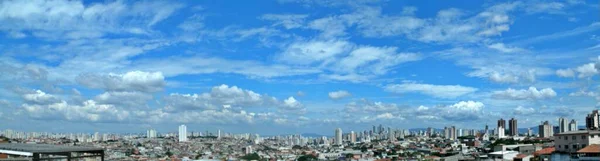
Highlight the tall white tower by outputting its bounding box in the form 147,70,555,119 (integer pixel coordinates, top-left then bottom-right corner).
179,125,188,142
335,128,343,145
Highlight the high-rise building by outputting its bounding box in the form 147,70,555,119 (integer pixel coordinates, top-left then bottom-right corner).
569,119,578,131
335,128,343,145
372,126,377,134
217,129,221,139
350,131,356,143
147,129,157,138
427,127,434,137
497,126,505,138
538,121,553,138
586,110,599,130
509,118,518,136
527,128,533,136
559,117,569,133
498,118,506,129
178,125,188,142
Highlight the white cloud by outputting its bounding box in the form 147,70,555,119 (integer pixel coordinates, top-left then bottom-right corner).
94,91,153,107
76,71,165,93
260,14,308,29
328,90,352,100
384,82,478,98
514,106,535,115
22,100,130,122
0,0,183,39
487,43,524,53
489,72,519,83
556,68,575,77
556,63,599,78
345,99,399,113
415,101,485,121
22,90,60,105
492,87,557,100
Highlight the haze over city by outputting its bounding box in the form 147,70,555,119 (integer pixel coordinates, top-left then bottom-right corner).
1,0,600,136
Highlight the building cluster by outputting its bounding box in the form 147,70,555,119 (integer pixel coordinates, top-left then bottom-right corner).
3,109,600,160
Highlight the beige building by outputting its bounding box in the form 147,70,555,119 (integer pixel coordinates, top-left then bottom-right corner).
554,130,600,153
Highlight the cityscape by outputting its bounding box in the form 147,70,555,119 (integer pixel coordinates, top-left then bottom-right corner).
1,0,600,161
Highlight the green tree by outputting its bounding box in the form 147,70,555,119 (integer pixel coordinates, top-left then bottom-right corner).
297,155,317,161
241,153,260,160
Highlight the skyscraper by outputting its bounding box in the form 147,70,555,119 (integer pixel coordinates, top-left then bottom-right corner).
509,118,518,136
569,119,578,131
586,110,599,130
539,121,553,138
350,131,356,143
178,125,187,142
335,128,343,145
496,118,506,133
559,117,568,133
147,129,157,138
217,129,221,139
497,126,505,138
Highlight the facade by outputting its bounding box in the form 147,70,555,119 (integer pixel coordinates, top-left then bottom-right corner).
498,118,506,129
146,129,157,138
586,110,599,130
559,117,569,133
178,125,187,142
554,130,600,153
539,121,553,138
335,128,342,145
497,126,505,138
509,118,518,136
350,131,356,143
570,119,578,131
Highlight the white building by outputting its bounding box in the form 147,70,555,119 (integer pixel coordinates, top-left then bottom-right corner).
147,129,157,138
178,125,188,142
569,119,578,131
554,130,600,153
539,121,553,138
335,128,343,145
497,126,505,138
350,131,356,143
559,117,569,133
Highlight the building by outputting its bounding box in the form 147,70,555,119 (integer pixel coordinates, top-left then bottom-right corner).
350,131,356,143
245,146,253,154
570,119,578,131
554,130,600,153
509,118,518,136
577,144,600,161
497,126,505,138
559,117,569,133
217,129,221,139
178,125,187,142
146,129,157,138
539,121,553,138
0,143,104,161
335,128,343,145
498,118,506,129
586,110,599,130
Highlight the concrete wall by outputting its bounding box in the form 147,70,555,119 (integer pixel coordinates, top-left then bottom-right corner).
555,133,600,153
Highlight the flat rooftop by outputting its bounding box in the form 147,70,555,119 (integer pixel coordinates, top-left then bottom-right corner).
0,143,103,153
555,130,600,135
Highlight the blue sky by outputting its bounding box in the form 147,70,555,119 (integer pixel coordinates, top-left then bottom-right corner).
0,0,599,135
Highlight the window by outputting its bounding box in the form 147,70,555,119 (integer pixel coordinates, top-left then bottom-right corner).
558,136,561,139
566,146,569,149
566,137,568,140
582,136,586,139
558,145,561,148
583,144,587,148
573,145,577,149
573,136,576,140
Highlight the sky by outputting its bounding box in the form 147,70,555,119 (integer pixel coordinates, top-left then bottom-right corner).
0,0,599,135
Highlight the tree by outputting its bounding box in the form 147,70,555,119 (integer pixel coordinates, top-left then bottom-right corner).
297,155,317,161
241,153,260,160
166,151,173,157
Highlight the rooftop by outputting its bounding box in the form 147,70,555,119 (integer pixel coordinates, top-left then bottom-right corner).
0,143,103,153
555,130,600,136
533,147,555,156
578,144,600,154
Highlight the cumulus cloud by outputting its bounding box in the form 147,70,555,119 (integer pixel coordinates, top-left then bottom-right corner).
22,100,130,122
328,90,351,100
514,106,535,115
163,84,305,114
415,101,485,121
94,91,153,107
22,90,60,105
384,82,478,98
556,63,599,78
345,99,400,113
76,71,165,93
0,0,184,39
492,87,557,100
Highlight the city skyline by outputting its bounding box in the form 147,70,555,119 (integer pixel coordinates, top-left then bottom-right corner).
1,0,600,135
